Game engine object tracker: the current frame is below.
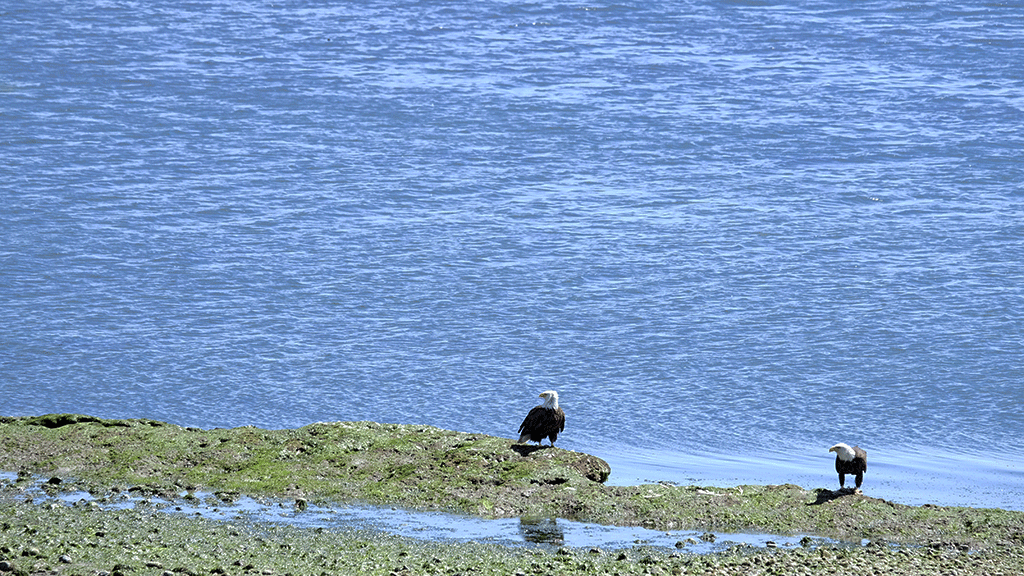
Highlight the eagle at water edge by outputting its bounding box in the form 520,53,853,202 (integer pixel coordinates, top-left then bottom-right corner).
517,390,565,447
829,443,867,491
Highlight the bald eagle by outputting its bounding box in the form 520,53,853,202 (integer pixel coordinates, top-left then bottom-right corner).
829,443,867,491
517,390,565,446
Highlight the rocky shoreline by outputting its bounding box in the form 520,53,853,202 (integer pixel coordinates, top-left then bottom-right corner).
2,414,1024,575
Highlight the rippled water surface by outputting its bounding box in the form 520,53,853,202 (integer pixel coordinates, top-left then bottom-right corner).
2,1,1022,510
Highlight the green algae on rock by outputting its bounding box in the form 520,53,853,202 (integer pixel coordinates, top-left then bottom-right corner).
0,415,608,515
3,414,1024,551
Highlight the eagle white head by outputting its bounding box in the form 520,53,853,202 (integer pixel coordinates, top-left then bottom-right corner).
829,443,856,462
539,390,559,409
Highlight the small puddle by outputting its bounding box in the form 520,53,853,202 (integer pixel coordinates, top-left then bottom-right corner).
1,473,838,552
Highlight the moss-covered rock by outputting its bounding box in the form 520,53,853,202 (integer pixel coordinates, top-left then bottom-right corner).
0,415,608,514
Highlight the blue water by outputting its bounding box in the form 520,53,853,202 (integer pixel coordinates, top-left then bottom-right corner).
2,1,1022,512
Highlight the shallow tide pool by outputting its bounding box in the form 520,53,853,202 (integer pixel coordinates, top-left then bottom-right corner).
2,472,838,553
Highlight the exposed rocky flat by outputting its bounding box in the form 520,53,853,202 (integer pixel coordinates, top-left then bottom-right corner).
2,414,1024,575
2,414,1023,549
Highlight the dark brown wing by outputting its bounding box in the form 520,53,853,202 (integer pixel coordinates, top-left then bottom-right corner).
519,406,565,441
853,446,868,472
519,406,547,435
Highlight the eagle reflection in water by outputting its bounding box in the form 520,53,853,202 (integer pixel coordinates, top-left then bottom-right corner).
519,517,564,545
